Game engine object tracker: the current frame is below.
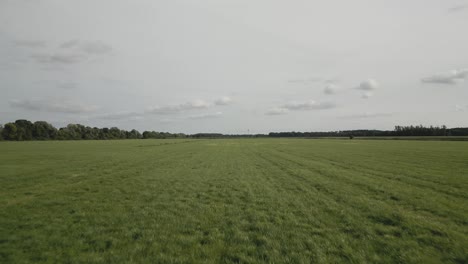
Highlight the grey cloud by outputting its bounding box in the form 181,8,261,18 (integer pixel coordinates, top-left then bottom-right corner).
93,111,143,120
361,92,373,99
29,40,112,65
214,96,232,105
80,41,112,54
448,5,467,13
187,112,223,119
57,82,78,89
60,40,112,54
455,104,467,111
9,98,98,114
324,84,338,95
59,39,80,49
355,79,379,91
30,53,85,64
421,69,468,84
339,112,393,119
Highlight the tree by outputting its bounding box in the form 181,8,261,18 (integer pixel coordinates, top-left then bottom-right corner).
127,129,142,139
2,123,18,140
32,121,57,140
15,119,33,140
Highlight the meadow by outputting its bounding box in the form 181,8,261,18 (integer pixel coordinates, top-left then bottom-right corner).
1,139,467,263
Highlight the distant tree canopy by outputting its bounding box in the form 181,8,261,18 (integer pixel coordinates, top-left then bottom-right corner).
268,125,468,138
142,131,187,139
0,119,185,141
0,120,467,141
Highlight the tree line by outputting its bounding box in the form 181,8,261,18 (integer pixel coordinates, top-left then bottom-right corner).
0,119,186,141
268,125,468,138
1,120,467,141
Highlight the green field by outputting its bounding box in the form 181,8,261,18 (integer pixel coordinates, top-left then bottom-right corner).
1,139,467,263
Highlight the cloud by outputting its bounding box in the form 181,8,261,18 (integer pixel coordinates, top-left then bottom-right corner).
265,107,289,115
80,41,112,54
355,79,379,90
15,40,46,48
147,97,232,114
59,39,80,49
9,98,98,114
60,40,112,54
29,40,112,65
214,96,232,105
455,104,467,111
448,4,467,13
324,84,338,95
147,100,211,114
421,69,468,84
339,112,393,119
361,92,373,99
30,53,85,64
266,100,336,115
282,100,336,111
57,82,78,90
187,112,223,119
93,111,143,121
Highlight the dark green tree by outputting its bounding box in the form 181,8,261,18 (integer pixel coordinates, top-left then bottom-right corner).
2,123,18,140
15,119,33,140
32,121,57,140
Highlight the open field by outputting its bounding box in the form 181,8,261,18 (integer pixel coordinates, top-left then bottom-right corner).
1,139,467,263
303,136,468,141
350,136,468,141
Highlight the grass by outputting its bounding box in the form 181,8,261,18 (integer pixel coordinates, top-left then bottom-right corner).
1,139,467,263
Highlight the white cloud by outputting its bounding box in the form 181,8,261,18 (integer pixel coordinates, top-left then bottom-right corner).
147,100,211,114
265,107,289,115
9,98,98,114
147,97,232,114
266,100,336,115
282,100,336,111
421,69,468,85
355,79,379,91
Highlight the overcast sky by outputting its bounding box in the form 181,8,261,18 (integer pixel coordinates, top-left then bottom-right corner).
1,0,467,133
